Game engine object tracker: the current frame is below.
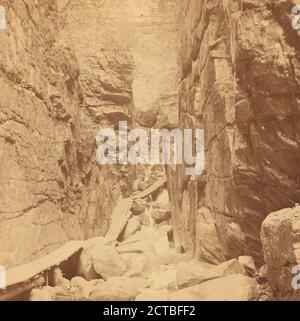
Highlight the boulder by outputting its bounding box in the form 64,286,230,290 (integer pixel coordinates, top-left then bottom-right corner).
136,289,169,301
92,243,128,280
153,189,169,204
89,277,149,301
170,274,259,301
151,253,192,266
116,226,166,257
77,248,100,281
140,208,155,226
124,254,152,279
176,260,214,289
131,199,147,215
69,276,103,299
120,216,141,241
261,206,300,300
150,265,177,290
153,234,172,256
29,287,57,301
151,207,171,223
77,237,105,280
176,259,246,289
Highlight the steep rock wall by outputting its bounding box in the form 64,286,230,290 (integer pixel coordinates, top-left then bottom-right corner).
0,0,133,268
169,0,300,265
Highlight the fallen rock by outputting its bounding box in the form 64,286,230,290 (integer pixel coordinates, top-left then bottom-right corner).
52,286,68,296
153,188,169,204
170,274,259,301
136,289,169,301
92,243,127,280
116,226,167,257
124,254,152,279
151,207,171,223
69,276,99,298
140,208,155,226
150,265,177,290
176,259,246,289
90,277,149,301
77,237,105,280
77,248,100,281
120,216,141,241
131,199,147,215
29,287,57,301
151,253,192,266
117,240,156,256
153,234,172,256
176,260,214,289
261,206,300,300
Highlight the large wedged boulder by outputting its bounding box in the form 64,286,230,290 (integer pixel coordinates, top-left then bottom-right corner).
77,237,127,281
92,244,128,281
176,259,247,289
170,274,260,301
261,206,300,300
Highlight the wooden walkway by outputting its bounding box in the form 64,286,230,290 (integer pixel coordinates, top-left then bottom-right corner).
0,241,84,300
0,177,167,300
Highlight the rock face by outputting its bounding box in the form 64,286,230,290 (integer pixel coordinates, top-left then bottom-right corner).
168,0,300,265
261,206,300,300
0,0,133,268
0,0,83,268
92,244,127,280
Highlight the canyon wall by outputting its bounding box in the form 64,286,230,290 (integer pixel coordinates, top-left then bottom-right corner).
168,0,300,265
0,0,133,268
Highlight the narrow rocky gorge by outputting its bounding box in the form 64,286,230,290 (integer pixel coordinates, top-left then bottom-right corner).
0,0,300,301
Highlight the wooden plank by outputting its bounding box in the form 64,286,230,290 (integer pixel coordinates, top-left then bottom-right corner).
105,178,167,244
132,177,167,199
105,198,133,244
0,177,167,300
4,240,83,288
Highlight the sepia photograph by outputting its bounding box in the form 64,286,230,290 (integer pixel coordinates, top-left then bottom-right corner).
0,0,300,306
